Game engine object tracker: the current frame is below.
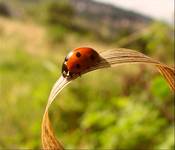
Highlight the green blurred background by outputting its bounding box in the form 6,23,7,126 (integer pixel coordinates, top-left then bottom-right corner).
0,0,174,149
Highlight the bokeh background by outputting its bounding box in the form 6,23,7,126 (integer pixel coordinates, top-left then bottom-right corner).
0,0,174,149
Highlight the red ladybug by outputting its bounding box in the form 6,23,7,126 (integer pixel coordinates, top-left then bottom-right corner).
62,47,100,78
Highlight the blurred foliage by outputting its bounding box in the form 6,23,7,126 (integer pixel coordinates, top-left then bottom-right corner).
38,1,91,43
43,1,74,27
38,1,74,43
0,2,11,17
0,1,174,149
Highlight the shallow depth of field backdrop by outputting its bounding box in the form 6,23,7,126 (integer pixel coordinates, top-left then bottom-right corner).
0,0,174,149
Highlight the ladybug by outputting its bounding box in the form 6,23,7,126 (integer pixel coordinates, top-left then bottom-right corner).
62,47,100,78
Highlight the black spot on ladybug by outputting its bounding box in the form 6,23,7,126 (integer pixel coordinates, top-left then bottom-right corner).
76,52,81,57
76,64,81,69
90,54,95,61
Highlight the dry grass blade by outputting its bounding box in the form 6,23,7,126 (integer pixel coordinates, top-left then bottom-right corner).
99,48,174,91
42,111,64,150
41,48,174,150
156,65,175,90
42,76,70,150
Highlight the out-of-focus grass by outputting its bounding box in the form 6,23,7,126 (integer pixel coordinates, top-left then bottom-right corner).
0,48,56,148
0,16,174,149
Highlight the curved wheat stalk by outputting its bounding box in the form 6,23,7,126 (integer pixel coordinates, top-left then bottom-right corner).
42,48,174,150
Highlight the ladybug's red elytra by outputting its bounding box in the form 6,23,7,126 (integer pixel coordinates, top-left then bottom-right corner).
62,47,100,78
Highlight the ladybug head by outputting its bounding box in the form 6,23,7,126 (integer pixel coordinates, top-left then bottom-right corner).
61,51,75,78
62,63,69,78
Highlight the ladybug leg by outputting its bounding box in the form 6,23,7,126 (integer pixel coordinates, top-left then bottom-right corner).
78,72,81,77
69,72,73,78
